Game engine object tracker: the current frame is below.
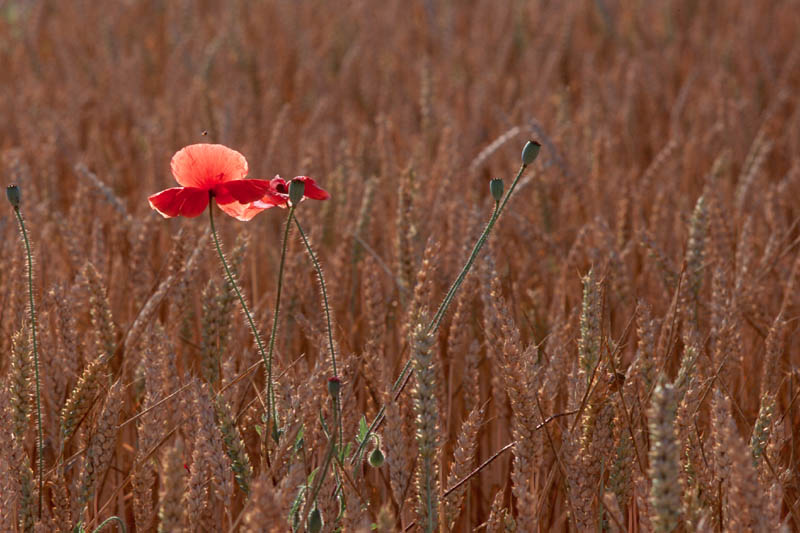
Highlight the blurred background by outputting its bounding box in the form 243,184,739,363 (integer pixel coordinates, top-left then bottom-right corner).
1,0,800,531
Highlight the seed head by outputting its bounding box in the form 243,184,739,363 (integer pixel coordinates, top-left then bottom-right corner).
490,178,504,202
521,140,541,166
6,184,20,208
289,179,306,206
368,446,385,468
308,507,323,533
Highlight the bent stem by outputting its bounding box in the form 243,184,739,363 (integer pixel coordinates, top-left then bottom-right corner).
208,196,269,411
265,206,295,437
352,163,529,463
428,162,527,334
293,216,342,447
13,206,44,518
92,516,127,533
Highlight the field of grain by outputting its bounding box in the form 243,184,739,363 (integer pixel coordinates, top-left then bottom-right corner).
2,1,800,531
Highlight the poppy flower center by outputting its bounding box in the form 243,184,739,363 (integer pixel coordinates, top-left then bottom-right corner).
275,182,288,194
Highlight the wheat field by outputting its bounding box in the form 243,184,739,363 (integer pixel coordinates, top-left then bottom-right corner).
2,0,800,531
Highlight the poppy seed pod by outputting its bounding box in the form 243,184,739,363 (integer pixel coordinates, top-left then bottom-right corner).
490,178,504,202
368,446,385,468
521,140,541,166
289,179,306,206
6,184,20,208
308,508,323,533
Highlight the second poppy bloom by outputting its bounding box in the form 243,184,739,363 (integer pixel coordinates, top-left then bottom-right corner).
255,176,330,209
149,144,274,221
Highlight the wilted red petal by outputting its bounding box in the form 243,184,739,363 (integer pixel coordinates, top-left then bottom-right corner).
253,194,287,209
269,176,289,195
217,200,270,221
148,187,209,218
170,144,248,189
293,176,330,200
215,179,272,204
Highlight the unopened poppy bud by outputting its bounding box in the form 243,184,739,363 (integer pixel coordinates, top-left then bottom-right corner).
368,446,385,468
308,508,323,533
327,376,341,398
490,178,504,202
521,140,541,166
6,185,20,208
289,179,306,206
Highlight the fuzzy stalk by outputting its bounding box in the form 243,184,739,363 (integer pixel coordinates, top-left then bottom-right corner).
354,158,531,464
428,161,528,334
12,205,44,519
265,206,295,436
208,195,269,409
293,216,342,447
92,516,127,533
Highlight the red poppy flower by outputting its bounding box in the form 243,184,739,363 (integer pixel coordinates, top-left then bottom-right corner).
148,144,272,221
254,176,330,209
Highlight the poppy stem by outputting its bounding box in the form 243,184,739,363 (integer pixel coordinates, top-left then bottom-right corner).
428,163,527,334
91,515,127,533
265,206,295,438
12,205,44,519
208,198,269,411
293,216,343,448
293,217,337,377
352,162,530,464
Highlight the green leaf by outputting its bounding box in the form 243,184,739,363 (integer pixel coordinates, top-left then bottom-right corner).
307,467,319,487
357,415,368,443
319,408,331,437
341,442,352,461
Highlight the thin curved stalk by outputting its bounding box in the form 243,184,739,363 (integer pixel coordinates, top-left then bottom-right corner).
92,515,127,533
208,197,268,408
293,216,343,449
13,207,44,518
265,206,295,435
428,163,527,334
352,163,529,463
293,217,337,376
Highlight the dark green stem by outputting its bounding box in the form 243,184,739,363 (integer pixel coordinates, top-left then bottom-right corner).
293,217,337,377
352,163,529,463
14,207,43,518
428,163,527,334
265,207,295,436
427,201,500,333
293,216,343,449
92,516,127,533
208,197,269,411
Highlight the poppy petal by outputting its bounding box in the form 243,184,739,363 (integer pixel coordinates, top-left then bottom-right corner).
148,187,209,218
253,192,288,209
217,200,270,221
294,176,330,200
170,144,248,189
215,179,272,204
